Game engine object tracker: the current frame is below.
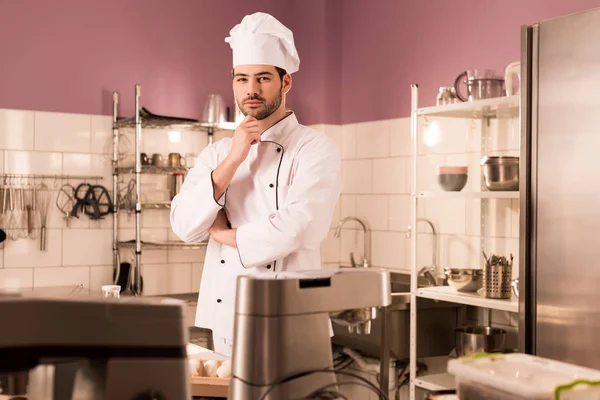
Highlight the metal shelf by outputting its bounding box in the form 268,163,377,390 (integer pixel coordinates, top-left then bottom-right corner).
415,373,456,391
116,117,236,132
117,165,189,174
416,286,518,313
142,202,171,210
119,240,208,250
415,95,519,118
417,191,519,199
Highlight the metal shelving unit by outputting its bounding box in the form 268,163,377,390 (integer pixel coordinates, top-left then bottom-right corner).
408,86,521,399
111,84,234,295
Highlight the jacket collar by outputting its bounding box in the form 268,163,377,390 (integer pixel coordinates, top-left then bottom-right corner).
260,111,298,143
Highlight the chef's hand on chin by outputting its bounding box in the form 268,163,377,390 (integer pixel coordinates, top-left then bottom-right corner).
209,209,237,248
228,115,261,165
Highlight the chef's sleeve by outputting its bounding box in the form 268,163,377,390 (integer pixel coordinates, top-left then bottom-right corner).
170,140,227,243
236,137,342,268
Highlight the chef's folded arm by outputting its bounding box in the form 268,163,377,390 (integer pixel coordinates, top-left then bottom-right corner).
170,145,225,243
236,142,342,268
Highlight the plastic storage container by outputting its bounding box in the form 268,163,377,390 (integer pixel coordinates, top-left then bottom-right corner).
447,353,600,400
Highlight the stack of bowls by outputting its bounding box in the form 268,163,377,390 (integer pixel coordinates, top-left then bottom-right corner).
437,166,468,191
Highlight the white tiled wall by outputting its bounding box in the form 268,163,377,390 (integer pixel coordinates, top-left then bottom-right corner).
0,108,225,295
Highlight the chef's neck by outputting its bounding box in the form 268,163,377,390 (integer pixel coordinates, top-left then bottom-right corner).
258,104,290,134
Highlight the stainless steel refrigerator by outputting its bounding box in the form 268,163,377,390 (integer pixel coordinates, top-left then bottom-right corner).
520,6,600,369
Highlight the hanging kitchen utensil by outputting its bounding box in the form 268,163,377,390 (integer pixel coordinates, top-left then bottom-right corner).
56,183,77,227
18,187,28,239
7,186,18,241
139,107,199,123
37,183,51,251
83,185,113,220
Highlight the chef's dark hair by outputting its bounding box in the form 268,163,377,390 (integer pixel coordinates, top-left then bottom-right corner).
231,67,288,82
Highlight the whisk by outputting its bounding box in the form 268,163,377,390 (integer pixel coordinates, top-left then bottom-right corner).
37,184,50,251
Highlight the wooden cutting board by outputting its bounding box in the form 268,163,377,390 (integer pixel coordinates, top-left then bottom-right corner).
191,376,230,397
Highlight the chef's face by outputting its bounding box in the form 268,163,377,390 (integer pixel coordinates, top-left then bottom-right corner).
233,65,291,120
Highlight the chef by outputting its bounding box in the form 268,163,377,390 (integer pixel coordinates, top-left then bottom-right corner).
170,12,342,357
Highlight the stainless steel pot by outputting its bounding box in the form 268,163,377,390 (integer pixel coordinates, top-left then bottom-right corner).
481,156,519,191
455,326,506,356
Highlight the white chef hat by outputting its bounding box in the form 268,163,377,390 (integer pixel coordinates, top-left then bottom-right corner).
225,12,300,74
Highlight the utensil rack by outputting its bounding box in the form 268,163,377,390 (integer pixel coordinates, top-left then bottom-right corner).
0,174,104,181
111,84,234,296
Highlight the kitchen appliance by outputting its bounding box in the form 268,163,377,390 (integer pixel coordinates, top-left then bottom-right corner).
229,268,392,399
481,156,519,191
454,69,505,102
0,292,189,399
202,94,227,145
520,6,600,369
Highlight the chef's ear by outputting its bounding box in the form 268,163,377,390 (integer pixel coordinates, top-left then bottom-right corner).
282,73,292,94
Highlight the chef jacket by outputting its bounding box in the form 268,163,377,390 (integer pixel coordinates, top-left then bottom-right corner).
170,112,342,340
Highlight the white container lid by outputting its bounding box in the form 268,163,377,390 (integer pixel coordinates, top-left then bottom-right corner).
447,353,600,398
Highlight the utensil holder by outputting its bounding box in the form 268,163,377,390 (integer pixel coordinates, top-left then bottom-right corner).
483,263,512,299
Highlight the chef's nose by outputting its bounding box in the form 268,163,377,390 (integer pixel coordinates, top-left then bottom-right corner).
247,80,260,96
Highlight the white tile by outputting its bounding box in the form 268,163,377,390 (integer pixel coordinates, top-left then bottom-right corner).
441,234,480,270
90,265,114,290
321,229,339,264
467,199,512,238
0,268,33,289
323,125,342,154
355,195,388,231
62,153,111,179
341,124,357,159
143,128,196,157
0,151,3,174
142,263,192,295
167,231,207,263
34,112,91,153
371,231,406,270
372,158,407,194
340,195,356,218
192,263,203,292
0,109,34,150
34,266,90,288
119,228,169,264
4,150,62,175
342,160,372,194
143,211,171,228
390,118,411,157
465,119,483,153
420,117,469,155
416,232,436,271
91,115,113,154
192,132,210,155
422,198,466,235
356,120,390,159
330,197,341,228
62,229,112,266
417,154,447,193
510,199,520,238
389,195,411,232
3,229,62,267
485,117,519,152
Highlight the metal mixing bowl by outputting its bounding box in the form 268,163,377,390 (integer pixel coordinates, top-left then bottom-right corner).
444,268,483,292
437,174,468,191
455,326,507,356
481,156,519,191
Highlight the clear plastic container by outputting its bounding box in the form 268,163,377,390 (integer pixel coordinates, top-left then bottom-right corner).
447,353,600,400
102,285,121,298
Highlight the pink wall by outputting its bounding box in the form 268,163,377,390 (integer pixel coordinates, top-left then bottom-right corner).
340,0,600,124
3,1,600,126
0,0,336,125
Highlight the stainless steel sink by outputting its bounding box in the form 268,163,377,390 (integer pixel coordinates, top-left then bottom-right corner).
331,271,463,360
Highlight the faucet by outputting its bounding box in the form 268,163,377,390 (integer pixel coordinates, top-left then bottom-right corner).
334,216,370,268
406,218,438,285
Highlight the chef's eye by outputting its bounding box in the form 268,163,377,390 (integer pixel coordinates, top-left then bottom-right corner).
258,77,270,82
236,78,247,82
